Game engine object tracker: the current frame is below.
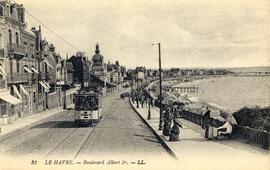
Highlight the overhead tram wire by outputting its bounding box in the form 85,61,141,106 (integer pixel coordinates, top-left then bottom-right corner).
11,0,79,51
102,43,154,52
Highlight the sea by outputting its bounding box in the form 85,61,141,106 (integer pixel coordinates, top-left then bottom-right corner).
173,75,270,112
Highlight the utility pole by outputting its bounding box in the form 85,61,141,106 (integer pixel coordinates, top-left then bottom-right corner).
147,97,151,120
63,55,67,109
158,43,163,130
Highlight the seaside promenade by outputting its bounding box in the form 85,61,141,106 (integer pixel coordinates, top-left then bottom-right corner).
129,99,270,170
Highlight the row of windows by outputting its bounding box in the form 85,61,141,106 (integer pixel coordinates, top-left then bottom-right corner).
8,29,19,45
8,29,35,51
0,5,18,17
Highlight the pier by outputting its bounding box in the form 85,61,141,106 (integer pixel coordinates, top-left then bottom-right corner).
172,86,199,93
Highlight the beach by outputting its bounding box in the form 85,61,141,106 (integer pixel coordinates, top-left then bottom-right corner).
172,76,270,113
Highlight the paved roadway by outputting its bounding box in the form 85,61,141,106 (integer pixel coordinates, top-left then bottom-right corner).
0,91,172,163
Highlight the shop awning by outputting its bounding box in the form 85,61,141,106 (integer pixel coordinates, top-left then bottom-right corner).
39,81,49,91
31,66,39,73
0,92,22,105
13,85,22,100
19,84,29,96
44,60,54,69
43,81,51,88
0,65,7,75
24,66,33,73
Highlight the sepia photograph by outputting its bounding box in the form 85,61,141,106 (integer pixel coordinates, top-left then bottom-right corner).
0,0,269,169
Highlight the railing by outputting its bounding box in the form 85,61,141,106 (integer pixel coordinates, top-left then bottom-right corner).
7,72,29,83
174,108,270,150
232,125,270,150
7,43,26,55
181,110,224,127
145,78,270,150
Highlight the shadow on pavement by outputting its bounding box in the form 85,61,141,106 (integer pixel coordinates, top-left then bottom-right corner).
180,138,206,142
143,138,160,144
30,121,87,129
134,134,156,139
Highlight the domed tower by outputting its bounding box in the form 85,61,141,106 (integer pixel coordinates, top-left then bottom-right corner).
90,43,107,95
91,43,104,74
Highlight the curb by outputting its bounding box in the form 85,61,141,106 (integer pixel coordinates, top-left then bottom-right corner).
129,99,178,160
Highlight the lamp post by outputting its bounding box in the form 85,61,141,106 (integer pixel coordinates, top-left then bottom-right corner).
147,97,151,120
63,59,67,109
153,42,163,130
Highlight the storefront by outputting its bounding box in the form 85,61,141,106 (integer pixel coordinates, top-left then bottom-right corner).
0,91,22,125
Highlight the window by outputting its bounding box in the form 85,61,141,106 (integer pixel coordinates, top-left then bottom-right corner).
33,92,36,103
31,44,34,51
15,32,19,44
8,29,12,44
0,6,4,16
16,60,19,73
10,6,13,14
0,33,2,48
6,5,9,16
45,62,48,73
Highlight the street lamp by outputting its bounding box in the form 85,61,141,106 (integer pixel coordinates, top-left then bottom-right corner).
147,97,151,120
152,42,163,130
63,59,67,109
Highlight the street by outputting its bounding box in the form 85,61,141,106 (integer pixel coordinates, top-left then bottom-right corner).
0,91,171,161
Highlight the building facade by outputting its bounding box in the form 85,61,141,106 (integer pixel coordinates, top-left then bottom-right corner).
0,0,39,123
0,0,74,125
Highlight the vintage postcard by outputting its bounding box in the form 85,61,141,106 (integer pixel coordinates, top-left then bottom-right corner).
0,0,269,170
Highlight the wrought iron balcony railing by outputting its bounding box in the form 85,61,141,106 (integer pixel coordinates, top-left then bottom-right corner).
7,43,26,55
7,72,29,83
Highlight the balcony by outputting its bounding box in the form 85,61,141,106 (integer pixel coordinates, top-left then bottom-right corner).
7,72,29,83
27,48,36,57
7,43,26,56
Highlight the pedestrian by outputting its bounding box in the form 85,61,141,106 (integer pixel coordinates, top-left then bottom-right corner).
131,89,135,104
169,119,182,141
203,108,211,139
163,107,172,136
150,97,153,107
141,95,145,108
145,96,148,107
163,118,171,136
135,95,139,108
201,106,206,128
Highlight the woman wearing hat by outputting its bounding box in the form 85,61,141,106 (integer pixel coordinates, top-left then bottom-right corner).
169,119,182,141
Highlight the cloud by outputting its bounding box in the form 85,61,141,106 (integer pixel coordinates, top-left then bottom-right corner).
18,0,270,68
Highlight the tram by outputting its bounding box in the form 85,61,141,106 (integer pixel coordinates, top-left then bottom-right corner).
74,91,102,126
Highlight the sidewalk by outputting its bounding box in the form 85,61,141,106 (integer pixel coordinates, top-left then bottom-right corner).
130,100,270,170
0,105,72,139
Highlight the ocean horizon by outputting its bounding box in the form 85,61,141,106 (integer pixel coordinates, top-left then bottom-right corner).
173,76,270,113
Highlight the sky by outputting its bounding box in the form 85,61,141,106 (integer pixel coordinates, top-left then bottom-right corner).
15,0,270,69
